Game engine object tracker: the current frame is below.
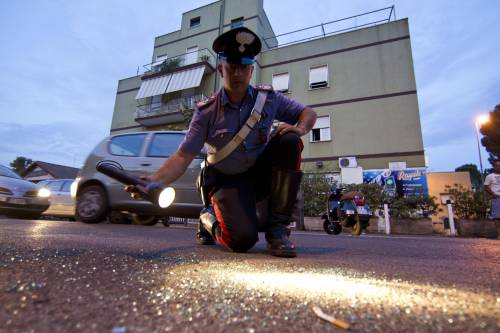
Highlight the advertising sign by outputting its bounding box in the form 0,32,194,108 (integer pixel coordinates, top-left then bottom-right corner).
363,168,428,198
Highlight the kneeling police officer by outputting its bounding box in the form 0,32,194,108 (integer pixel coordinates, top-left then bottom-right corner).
144,27,317,257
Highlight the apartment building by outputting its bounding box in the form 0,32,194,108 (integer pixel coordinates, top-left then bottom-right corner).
110,0,425,177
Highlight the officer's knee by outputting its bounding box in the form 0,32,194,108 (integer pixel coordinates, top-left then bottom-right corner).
279,132,301,148
228,230,258,253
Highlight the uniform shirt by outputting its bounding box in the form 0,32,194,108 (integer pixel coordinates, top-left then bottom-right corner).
179,85,305,174
484,172,500,196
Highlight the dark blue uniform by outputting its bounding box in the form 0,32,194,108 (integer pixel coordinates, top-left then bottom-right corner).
179,85,305,174
179,85,305,252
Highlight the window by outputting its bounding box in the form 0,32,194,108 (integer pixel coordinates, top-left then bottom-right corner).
109,134,147,156
47,180,64,192
272,72,289,93
190,17,201,28
151,95,162,112
231,17,244,28
310,115,331,142
147,133,186,157
309,64,328,89
185,46,198,65
0,165,21,179
61,181,72,192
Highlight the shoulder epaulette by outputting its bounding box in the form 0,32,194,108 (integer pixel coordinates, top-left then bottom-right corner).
255,84,274,92
196,95,216,109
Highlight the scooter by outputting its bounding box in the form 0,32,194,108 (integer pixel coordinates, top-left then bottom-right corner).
321,186,372,236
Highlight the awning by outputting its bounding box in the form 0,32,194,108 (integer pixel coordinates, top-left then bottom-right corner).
135,65,205,100
135,74,172,99
166,65,205,93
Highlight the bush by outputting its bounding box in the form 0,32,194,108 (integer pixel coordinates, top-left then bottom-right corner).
302,174,331,217
444,183,490,220
389,195,441,219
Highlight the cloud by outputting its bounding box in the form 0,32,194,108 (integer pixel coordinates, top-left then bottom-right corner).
0,122,107,168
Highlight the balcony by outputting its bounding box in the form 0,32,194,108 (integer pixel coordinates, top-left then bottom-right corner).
142,48,216,78
135,48,215,102
135,94,207,127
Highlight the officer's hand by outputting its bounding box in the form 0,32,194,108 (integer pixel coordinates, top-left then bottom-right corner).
124,185,143,200
273,123,306,137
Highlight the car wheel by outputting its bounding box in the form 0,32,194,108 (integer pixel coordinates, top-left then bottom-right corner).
108,211,130,224
130,214,159,226
75,185,108,224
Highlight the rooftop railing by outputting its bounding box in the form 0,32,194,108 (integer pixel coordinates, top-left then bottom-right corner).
262,6,396,50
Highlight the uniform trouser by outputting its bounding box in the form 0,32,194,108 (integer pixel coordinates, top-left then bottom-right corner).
209,132,303,252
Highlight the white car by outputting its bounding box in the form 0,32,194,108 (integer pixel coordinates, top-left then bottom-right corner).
38,179,75,219
73,131,204,225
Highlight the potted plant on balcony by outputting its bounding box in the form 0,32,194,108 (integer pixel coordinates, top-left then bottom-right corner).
160,58,182,73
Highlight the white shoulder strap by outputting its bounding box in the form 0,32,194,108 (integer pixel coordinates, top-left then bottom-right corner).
207,91,268,165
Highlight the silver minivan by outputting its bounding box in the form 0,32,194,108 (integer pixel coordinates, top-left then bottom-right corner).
73,131,204,225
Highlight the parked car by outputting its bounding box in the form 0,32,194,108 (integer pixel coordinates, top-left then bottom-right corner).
0,165,50,219
38,179,75,219
73,131,204,225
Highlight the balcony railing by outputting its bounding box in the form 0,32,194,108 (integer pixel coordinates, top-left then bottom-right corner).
139,48,216,76
135,94,207,120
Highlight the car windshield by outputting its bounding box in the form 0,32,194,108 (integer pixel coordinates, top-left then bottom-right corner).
0,165,22,179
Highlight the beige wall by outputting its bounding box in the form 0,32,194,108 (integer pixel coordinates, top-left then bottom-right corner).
427,172,472,226
260,19,424,171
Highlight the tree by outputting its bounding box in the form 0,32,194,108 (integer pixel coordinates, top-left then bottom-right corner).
9,156,33,174
455,164,482,190
480,104,500,164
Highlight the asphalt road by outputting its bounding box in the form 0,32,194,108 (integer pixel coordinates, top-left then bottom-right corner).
0,218,499,333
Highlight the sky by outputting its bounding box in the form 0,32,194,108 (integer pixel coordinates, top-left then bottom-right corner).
0,0,499,172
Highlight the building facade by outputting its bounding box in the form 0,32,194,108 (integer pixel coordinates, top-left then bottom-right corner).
110,0,425,177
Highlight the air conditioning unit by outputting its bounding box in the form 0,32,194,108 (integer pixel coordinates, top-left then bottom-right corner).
338,156,357,168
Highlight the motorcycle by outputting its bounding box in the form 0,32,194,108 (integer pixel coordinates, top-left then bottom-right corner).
321,186,372,236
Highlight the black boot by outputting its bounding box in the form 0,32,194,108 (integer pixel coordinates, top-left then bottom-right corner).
196,207,218,245
266,168,303,258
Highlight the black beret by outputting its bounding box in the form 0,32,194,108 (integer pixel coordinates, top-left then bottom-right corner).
212,27,261,64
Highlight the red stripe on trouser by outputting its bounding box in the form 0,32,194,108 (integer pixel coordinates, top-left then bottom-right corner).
295,139,304,170
211,196,231,248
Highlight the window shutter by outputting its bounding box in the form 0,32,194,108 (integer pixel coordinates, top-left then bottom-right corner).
320,127,331,141
272,73,289,92
314,115,330,129
309,65,328,88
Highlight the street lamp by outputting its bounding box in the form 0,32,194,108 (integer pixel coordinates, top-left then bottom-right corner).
475,114,490,183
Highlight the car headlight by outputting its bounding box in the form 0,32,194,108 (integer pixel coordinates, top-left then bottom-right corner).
70,177,80,199
38,188,51,198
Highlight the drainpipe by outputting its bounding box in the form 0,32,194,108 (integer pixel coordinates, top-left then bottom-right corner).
214,0,226,93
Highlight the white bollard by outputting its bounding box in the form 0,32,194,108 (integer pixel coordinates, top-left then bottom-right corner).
447,202,457,236
384,203,391,235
